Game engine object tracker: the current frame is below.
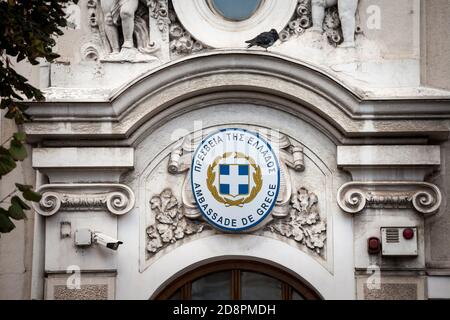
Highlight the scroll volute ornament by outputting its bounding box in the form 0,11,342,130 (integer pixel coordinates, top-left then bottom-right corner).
33,184,136,216
337,181,442,215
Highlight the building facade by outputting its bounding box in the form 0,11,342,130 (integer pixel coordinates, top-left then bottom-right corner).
1,0,450,300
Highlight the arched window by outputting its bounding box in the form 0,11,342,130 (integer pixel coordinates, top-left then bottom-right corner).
209,0,263,21
154,260,321,300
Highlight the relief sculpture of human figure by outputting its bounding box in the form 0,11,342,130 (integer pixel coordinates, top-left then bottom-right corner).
99,0,158,61
311,0,359,47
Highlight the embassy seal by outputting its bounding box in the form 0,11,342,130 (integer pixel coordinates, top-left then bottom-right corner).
191,128,280,231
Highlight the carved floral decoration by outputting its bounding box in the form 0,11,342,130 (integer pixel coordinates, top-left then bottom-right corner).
146,184,327,257
148,0,170,39
167,1,207,56
265,187,326,255
148,0,207,56
279,0,312,41
280,0,347,46
146,189,209,255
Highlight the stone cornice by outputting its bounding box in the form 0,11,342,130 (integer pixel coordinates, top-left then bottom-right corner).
23,52,450,143
337,181,442,215
32,184,136,216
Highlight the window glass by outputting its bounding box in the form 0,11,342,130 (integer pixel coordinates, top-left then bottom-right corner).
191,271,231,300
241,271,282,300
169,289,181,300
210,0,262,21
292,290,305,300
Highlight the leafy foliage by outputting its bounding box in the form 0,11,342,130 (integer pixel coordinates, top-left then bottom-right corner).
0,0,77,233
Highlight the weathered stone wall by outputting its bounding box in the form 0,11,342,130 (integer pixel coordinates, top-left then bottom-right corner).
0,61,39,299
0,0,449,300
421,0,450,90
426,140,450,270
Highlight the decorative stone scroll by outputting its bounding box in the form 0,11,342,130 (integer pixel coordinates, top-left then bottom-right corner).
337,181,442,215
265,187,326,255
33,184,135,216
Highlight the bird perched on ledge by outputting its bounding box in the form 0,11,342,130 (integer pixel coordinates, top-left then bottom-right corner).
245,29,280,50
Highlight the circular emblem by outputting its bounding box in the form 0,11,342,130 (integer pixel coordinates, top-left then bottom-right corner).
191,128,280,231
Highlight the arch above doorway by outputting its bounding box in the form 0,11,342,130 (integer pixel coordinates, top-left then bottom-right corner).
153,259,322,300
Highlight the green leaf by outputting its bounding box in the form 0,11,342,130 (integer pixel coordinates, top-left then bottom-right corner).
22,189,42,202
11,196,31,211
0,211,16,233
15,183,32,192
0,153,17,176
13,132,26,142
8,198,26,221
9,139,27,161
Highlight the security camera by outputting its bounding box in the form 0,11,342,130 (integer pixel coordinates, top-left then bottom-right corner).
92,232,123,251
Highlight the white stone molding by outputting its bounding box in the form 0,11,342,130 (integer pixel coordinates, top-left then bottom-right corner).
337,181,442,215
33,184,136,217
172,0,297,48
337,146,441,168
24,52,450,144
32,148,134,169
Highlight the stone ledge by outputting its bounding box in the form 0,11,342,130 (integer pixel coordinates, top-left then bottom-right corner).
32,147,134,169
337,145,441,167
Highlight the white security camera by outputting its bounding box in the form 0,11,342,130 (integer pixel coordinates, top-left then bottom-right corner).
92,232,123,250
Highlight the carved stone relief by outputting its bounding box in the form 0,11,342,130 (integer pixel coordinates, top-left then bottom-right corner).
145,129,328,258
146,189,210,256
82,0,206,62
312,0,359,47
280,0,359,47
81,0,108,61
279,0,312,42
337,181,442,215
81,0,359,63
33,184,135,216
166,1,208,57
265,187,326,255
82,0,159,62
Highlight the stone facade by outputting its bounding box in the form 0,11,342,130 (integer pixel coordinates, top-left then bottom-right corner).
1,0,450,300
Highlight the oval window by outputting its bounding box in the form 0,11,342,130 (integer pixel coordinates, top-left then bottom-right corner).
210,0,262,21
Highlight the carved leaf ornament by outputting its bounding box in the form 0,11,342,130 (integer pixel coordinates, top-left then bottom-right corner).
146,189,208,254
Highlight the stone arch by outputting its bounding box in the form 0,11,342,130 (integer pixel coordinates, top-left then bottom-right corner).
116,235,347,300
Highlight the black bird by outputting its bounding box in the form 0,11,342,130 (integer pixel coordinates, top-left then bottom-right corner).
245,29,279,50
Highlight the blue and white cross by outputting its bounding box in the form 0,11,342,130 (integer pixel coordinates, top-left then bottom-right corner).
219,164,250,197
